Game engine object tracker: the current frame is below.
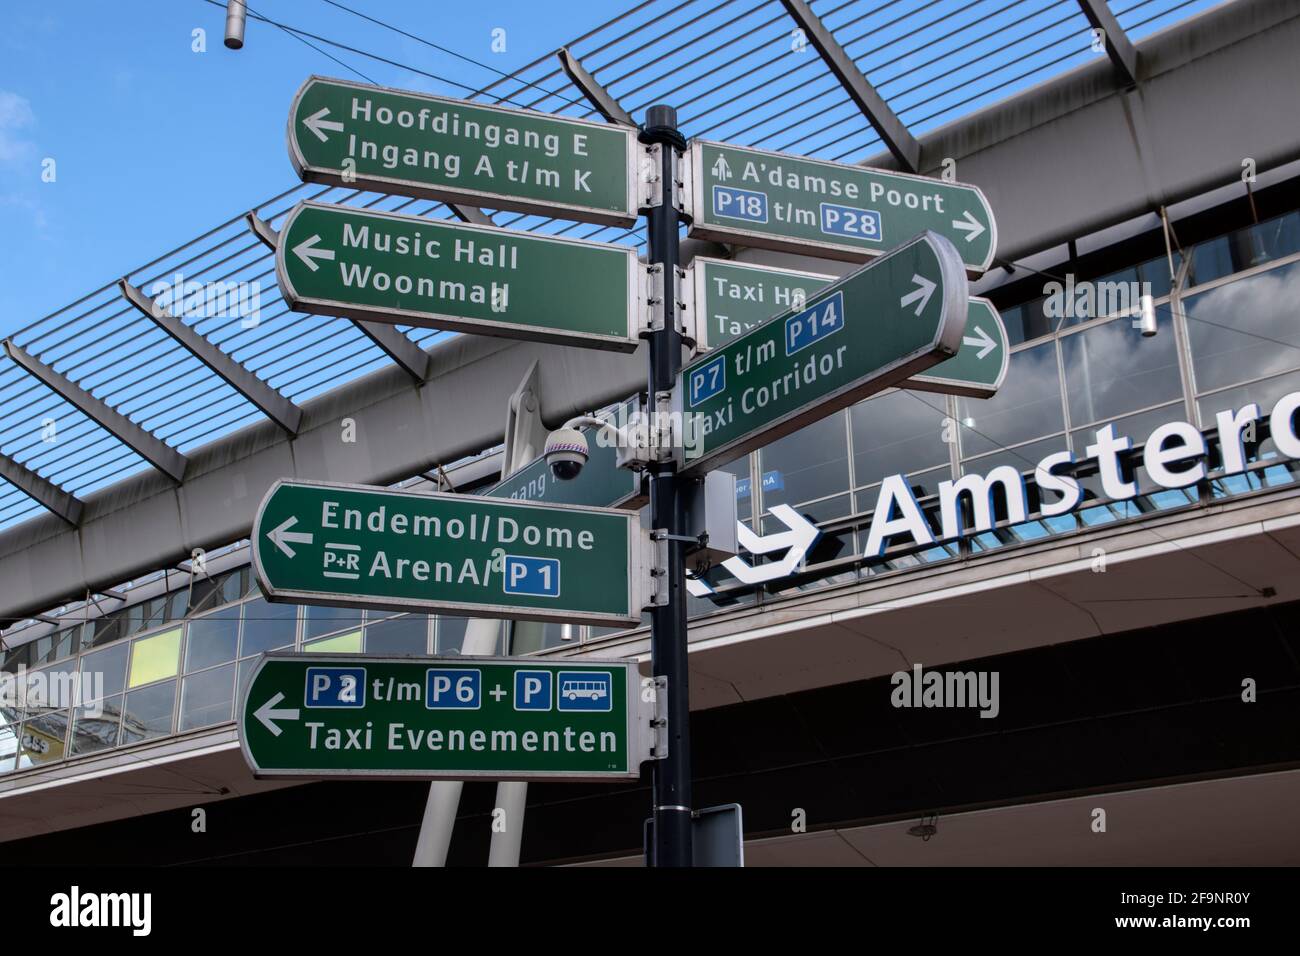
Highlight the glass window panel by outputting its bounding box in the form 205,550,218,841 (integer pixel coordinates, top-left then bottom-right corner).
180,664,236,731
756,412,850,512
1001,296,1053,345
23,660,78,716
240,599,297,657
18,712,68,765
304,630,362,653
1199,370,1300,468
856,465,951,514
435,617,502,655
69,696,123,755
80,642,128,700
0,714,17,773
510,621,575,655
365,615,429,655
764,494,847,528
121,680,177,744
237,658,259,702
90,614,123,648
850,390,950,488
1138,256,1174,300
128,628,181,688
1061,316,1182,427
961,437,1065,476
1185,260,1300,395
185,606,240,672
303,603,363,641
956,342,1063,457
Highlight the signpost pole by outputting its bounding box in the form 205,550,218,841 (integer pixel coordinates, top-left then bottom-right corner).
641,105,693,867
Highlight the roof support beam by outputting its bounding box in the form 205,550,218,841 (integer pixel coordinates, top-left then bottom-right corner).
246,213,431,382
119,280,304,435
446,204,495,227
1076,0,1139,87
778,0,921,172
557,47,636,127
2,340,189,482
0,451,84,526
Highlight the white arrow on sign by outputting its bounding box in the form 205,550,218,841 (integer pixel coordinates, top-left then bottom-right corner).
688,505,821,595
951,210,986,243
962,323,998,359
899,273,936,316
254,692,300,737
292,234,336,272
302,107,345,143
267,516,314,558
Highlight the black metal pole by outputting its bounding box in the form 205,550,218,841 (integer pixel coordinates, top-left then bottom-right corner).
640,105,692,867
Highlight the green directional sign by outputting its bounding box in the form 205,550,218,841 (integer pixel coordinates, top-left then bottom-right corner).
678,232,969,476
276,201,641,350
239,654,652,780
688,140,997,276
690,257,1007,397
288,76,639,226
253,479,648,626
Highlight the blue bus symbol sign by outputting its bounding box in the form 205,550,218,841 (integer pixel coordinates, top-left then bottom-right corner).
305,666,366,708
502,555,561,597
557,671,613,712
712,185,768,223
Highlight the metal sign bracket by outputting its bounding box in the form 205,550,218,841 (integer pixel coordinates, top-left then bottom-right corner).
639,142,663,210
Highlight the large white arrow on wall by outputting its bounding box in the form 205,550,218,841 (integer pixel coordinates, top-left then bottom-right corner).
688,504,821,595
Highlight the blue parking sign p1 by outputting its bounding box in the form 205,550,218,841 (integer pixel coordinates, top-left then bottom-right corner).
502,554,561,597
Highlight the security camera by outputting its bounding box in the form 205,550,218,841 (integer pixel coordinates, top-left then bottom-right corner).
544,427,589,481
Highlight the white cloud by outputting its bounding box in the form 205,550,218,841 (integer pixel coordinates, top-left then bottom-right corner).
0,90,37,164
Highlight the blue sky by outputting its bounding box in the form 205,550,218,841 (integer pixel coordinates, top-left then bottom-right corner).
0,0,588,334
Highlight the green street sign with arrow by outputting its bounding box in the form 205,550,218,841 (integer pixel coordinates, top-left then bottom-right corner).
288,76,639,226
689,256,1007,397
239,654,654,780
677,232,969,476
275,201,641,350
687,140,997,276
252,479,650,626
